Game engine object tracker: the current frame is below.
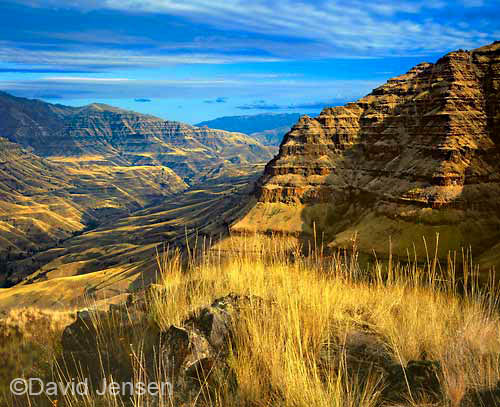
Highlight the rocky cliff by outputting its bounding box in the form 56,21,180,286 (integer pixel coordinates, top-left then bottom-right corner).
44,104,275,178
234,41,500,267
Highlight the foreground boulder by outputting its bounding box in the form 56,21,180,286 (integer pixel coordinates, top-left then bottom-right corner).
159,293,262,404
60,303,148,388
60,293,260,405
319,328,443,404
383,360,442,404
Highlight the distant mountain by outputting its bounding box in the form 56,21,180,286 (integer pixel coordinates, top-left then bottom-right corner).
196,113,312,146
0,92,275,275
248,125,296,146
0,92,275,181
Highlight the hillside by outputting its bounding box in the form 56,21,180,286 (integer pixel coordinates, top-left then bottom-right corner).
232,41,500,273
0,136,78,280
0,93,275,278
0,166,263,307
0,92,276,182
0,137,187,277
0,91,75,152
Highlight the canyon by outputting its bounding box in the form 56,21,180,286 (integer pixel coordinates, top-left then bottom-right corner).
0,92,275,296
2,41,500,308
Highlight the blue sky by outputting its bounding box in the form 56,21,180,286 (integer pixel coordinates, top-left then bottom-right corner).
1,0,499,123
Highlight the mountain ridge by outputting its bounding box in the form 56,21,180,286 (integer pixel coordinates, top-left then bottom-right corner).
0,92,276,176
0,91,275,281
232,41,500,272
196,112,314,146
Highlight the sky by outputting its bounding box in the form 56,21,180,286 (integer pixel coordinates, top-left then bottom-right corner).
0,0,499,124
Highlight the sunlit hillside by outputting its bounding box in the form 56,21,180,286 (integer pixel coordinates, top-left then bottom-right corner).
0,166,264,308
2,235,500,407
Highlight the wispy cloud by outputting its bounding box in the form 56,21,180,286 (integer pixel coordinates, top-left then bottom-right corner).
288,99,347,109
204,97,228,104
10,0,498,56
0,41,283,73
0,77,381,103
236,101,282,110
1,0,497,90
236,98,349,110
44,76,130,82
0,67,100,73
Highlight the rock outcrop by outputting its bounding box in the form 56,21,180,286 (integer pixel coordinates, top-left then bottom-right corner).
236,41,500,266
60,293,261,405
59,293,449,406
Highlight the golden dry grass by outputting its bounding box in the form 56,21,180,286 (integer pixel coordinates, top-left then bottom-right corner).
0,308,74,405
148,234,500,407
3,233,500,407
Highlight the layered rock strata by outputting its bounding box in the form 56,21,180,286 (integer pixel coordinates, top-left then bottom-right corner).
243,41,500,264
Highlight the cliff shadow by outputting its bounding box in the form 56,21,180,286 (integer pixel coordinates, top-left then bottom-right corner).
296,73,500,276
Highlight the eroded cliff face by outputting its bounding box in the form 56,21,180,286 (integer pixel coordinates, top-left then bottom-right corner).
236,42,500,265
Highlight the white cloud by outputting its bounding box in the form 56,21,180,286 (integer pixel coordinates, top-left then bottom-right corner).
0,76,381,102
0,42,283,70
44,76,130,81
11,0,496,55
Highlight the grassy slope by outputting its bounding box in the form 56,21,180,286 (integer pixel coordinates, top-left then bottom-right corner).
152,237,500,406
0,165,265,309
2,235,500,406
0,143,187,265
232,200,500,275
